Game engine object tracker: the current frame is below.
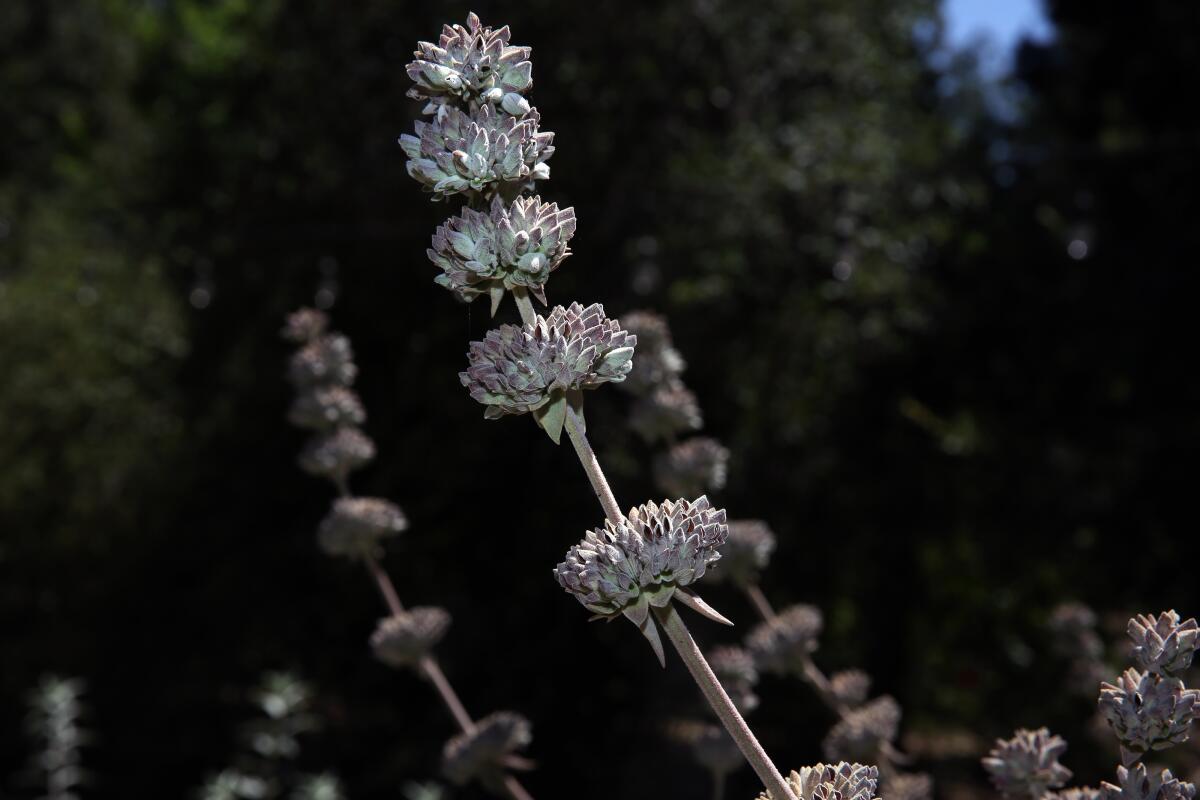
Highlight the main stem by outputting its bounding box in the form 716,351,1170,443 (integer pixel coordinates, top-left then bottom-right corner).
655,604,798,800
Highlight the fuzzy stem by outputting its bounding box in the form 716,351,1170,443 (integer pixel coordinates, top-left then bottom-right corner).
512,287,538,326
712,771,727,800
418,656,477,734
564,406,625,524
654,604,798,800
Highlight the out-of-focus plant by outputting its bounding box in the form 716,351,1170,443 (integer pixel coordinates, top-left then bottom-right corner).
983,610,1200,800
621,311,929,800
24,675,89,800
282,306,534,799
198,672,344,800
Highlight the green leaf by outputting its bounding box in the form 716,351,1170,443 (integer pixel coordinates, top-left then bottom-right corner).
565,388,585,434
532,391,567,444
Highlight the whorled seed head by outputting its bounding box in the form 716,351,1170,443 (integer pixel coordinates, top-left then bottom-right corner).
982,727,1073,799
370,607,451,668
554,496,727,622
460,302,635,423
428,195,575,310
830,670,873,708
399,104,553,200
298,427,375,482
708,646,759,713
822,696,902,761
747,604,824,675
288,386,366,431
758,762,881,800
441,711,532,787
288,334,358,388
653,437,729,498
884,773,934,800
709,519,776,588
317,496,407,558
1102,765,1197,800
1127,611,1200,677
1099,668,1199,759
628,380,703,443
617,310,686,395
406,13,533,115
281,308,329,343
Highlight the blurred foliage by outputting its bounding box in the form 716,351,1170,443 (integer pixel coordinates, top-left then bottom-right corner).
0,0,1197,798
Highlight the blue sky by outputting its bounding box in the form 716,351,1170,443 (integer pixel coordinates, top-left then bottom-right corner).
942,0,1054,75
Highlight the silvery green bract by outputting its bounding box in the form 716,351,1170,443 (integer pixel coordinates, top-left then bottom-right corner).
1102,765,1197,800
406,13,533,116
982,728,1073,799
399,104,553,200
370,607,451,668
1127,611,1200,677
553,496,729,664
460,302,635,442
317,497,407,558
1099,668,1199,760
758,762,881,800
428,195,575,313
441,711,532,788
822,696,901,761
748,604,823,675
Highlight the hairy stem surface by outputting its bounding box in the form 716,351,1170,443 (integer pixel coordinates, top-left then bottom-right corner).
654,603,798,800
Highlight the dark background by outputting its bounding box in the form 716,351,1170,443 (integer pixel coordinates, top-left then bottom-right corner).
2,0,1198,797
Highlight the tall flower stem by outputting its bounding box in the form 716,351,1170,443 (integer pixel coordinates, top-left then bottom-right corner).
654,603,798,800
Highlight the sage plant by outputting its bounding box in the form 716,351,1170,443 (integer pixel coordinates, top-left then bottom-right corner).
982,610,1200,800
282,308,535,799
399,13,798,799
617,310,928,800
25,675,88,800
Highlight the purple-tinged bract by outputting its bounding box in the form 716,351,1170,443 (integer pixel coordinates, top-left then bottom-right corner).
982,727,1073,799
371,607,451,668
1099,668,1198,758
406,13,533,115
758,762,881,800
1127,611,1200,677
317,497,407,558
441,711,532,787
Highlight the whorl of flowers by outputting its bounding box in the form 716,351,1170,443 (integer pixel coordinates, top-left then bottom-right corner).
554,496,727,622
822,696,901,761
441,711,532,787
653,436,730,498
281,308,329,343
830,670,873,708
460,302,635,440
982,728,1073,799
400,104,553,200
288,334,358,388
1098,668,1199,758
1101,765,1197,800
298,427,376,482
747,604,824,675
758,762,881,800
709,646,760,714
629,381,703,443
406,13,533,116
667,720,743,777
317,497,407,558
428,194,575,311
1127,611,1200,677
618,310,686,395
710,519,777,588
370,607,451,668
884,772,934,800
288,386,366,431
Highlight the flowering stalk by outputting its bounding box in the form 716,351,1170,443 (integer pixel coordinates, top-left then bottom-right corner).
283,308,534,799
400,13,797,797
